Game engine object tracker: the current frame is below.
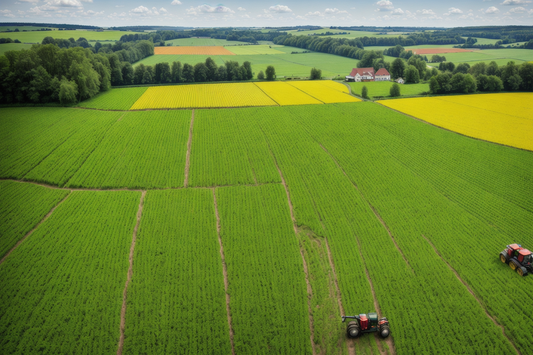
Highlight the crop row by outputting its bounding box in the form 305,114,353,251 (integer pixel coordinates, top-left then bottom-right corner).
0,181,68,258
124,189,231,354
0,190,141,354
286,102,532,354
189,108,281,187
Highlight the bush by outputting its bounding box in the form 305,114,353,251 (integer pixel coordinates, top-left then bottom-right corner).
265,65,276,81
310,67,322,80
257,70,265,80
390,83,401,97
361,85,369,99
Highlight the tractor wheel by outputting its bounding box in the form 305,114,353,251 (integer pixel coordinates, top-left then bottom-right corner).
379,325,390,338
510,261,518,271
517,267,527,277
347,321,360,338
500,253,508,264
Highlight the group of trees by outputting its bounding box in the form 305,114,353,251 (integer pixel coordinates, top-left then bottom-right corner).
0,38,22,44
130,59,256,85
430,55,447,63
389,55,437,83
430,61,533,94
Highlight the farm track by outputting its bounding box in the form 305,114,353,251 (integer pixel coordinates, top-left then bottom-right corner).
212,189,236,355
422,235,521,355
117,191,146,355
314,141,413,274
184,110,195,188
267,129,316,354
0,192,71,265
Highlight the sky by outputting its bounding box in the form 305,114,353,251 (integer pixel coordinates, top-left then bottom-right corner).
1,0,533,28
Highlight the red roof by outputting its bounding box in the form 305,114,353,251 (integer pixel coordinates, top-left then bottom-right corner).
376,68,390,76
519,249,531,256
348,67,374,77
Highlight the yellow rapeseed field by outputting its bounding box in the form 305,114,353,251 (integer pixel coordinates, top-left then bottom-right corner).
254,82,323,106
379,93,533,151
288,81,360,104
130,83,277,109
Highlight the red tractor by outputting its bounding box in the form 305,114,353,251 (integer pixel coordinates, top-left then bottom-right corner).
500,244,533,277
342,312,390,339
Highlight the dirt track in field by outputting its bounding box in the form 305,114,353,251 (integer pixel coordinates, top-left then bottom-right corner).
422,235,521,355
117,191,146,355
0,192,71,265
212,189,236,355
154,46,235,55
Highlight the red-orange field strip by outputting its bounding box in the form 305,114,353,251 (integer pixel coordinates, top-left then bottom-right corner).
412,48,476,55
154,46,235,55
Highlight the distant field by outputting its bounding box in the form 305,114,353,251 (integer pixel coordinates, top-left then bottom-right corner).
412,48,475,55
379,93,533,151
0,43,33,55
77,87,147,110
465,37,499,45
134,51,359,78
226,45,285,55
349,81,429,98
154,46,235,55
426,48,532,66
0,30,141,43
128,81,358,109
287,28,403,39
164,38,244,46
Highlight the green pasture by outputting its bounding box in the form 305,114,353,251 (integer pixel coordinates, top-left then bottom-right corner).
226,45,285,55
164,38,244,46
426,48,532,66
135,51,359,78
0,30,141,43
0,43,33,55
349,81,429,98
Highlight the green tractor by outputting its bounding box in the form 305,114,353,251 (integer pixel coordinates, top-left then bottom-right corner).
342,312,390,338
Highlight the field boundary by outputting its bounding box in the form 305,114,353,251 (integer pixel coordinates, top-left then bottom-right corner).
252,83,281,106
212,189,236,355
286,82,326,104
0,191,71,265
117,191,146,355
422,235,521,355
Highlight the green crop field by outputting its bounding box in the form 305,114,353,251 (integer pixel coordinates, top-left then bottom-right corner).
226,44,285,55
164,37,245,46
349,81,429,98
1,98,532,355
77,87,147,110
0,43,33,55
135,50,359,78
0,30,141,43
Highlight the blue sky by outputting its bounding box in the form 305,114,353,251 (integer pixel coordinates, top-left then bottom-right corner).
1,0,532,27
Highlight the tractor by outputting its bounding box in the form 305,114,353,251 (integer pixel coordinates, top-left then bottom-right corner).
342,312,390,339
500,244,533,277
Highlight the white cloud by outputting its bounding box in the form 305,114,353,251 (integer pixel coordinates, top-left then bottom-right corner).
376,0,394,11
237,7,246,11
305,11,322,16
131,5,150,13
17,0,40,3
268,5,292,13
444,7,463,15
392,8,404,15
151,6,159,15
171,0,181,5
417,9,436,15
485,6,500,13
325,8,349,14
115,5,124,7
159,7,168,13
1,9,15,17
509,6,527,12
191,4,234,14
459,12,475,19
49,0,83,7
501,0,531,5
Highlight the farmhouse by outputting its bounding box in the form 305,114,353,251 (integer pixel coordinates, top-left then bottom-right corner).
345,67,375,82
375,68,391,81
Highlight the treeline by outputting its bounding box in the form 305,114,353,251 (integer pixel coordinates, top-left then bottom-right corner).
445,26,533,42
41,37,153,65
0,38,21,44
0,22,100,30
119,31,189,43
430,61,533,94
273,35,363,55
0,40,154,104
130,59,254,85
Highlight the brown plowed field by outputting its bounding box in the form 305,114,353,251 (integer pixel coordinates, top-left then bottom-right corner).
412,48,475,55
154,46,235,55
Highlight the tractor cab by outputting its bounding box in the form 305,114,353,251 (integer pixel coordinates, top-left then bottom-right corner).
518,249,532,264
506,244,523,258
